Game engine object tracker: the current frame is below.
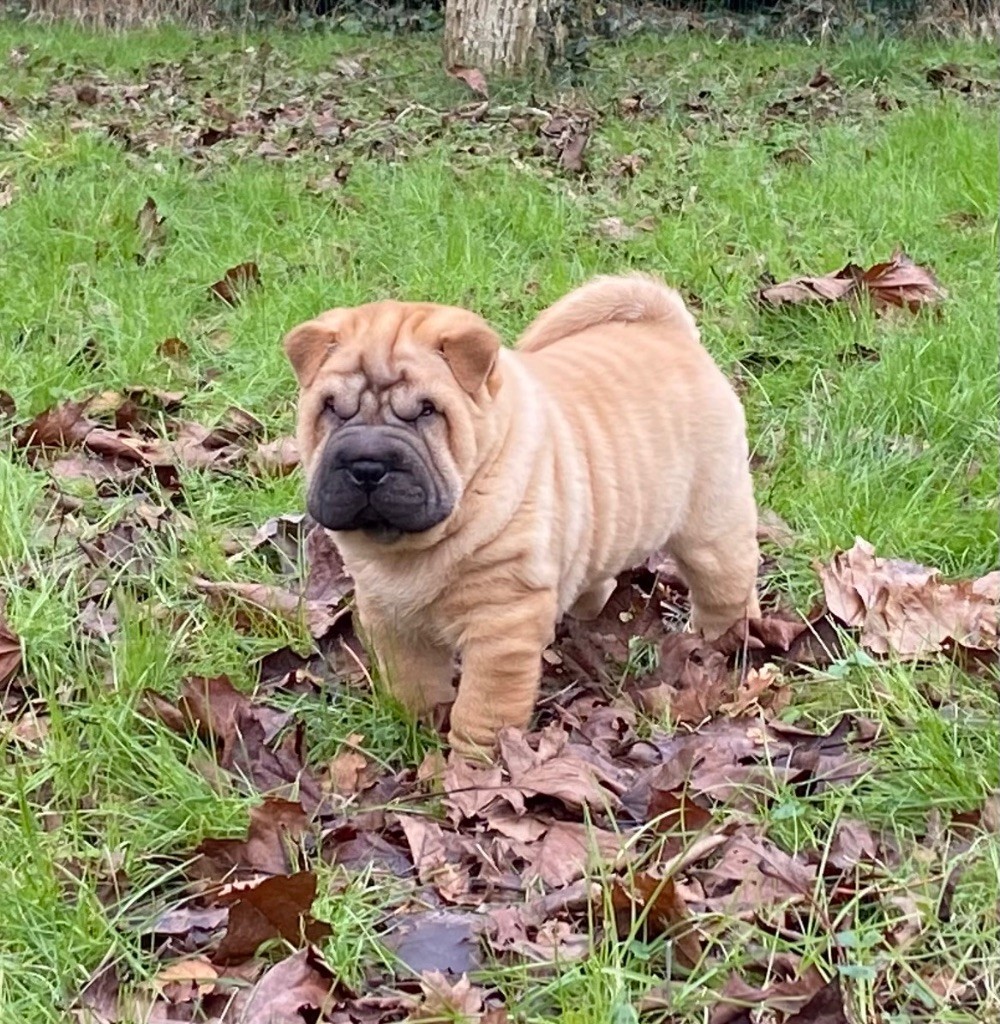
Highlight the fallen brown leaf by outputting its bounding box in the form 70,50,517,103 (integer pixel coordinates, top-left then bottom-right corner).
398,814,471,903
757,250,946,313
191,797,308,880
214,871,331,964
527,820,625,888
135,196,166,264
861,250,948,311
149,956,218,1003
382,909,483,976
323,736,375,797
629,632,734,724
819,537,998,658
785,977,848,1023
408,970,485,1021
446,64,489,98
142,675,324,808
709,962,827,1023
209,261,261,305
611,873,702,967
193,577,348,639
595,215,656,241
696,833,816,916
250,435,300,477
0,604,22,687
157,336,190,361
240,946,337,1023
498,727,622,813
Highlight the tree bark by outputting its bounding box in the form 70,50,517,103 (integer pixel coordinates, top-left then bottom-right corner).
444,0,583,76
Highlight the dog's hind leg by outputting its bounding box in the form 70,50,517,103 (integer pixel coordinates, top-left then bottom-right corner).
668,471,761,641
568,577,616,620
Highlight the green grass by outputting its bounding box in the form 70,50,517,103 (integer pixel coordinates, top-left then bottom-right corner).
0,17,997,1024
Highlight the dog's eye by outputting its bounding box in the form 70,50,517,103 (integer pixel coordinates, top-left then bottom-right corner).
418,400,437,418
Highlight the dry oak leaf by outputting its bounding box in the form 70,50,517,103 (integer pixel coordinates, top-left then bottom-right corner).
819,536,999,657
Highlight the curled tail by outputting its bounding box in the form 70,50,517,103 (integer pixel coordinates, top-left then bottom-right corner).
516,272,698,352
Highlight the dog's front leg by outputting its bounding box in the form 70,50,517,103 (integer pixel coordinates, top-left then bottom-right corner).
448,588,557,760
359,609,456,721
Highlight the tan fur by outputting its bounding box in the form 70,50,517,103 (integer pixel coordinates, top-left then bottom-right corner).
286,273,760,759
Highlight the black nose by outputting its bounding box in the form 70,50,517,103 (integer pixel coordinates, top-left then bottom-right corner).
346,458,389,490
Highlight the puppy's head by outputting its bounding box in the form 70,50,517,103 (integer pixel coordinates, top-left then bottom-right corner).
284,300,501,543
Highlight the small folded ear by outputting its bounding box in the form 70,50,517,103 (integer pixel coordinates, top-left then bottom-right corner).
439,317,501,395
283,320,337,387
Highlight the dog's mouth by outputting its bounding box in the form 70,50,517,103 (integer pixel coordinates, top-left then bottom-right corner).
306,426,456,537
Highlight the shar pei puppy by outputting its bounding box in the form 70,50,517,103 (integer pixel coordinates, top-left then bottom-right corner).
285,273,760,758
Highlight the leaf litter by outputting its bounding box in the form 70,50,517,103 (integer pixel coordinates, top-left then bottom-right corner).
66,514,998,1021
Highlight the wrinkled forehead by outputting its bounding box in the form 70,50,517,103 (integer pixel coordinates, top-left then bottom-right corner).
324,301,450,385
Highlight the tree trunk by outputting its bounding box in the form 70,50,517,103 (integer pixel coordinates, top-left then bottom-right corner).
444,0,586,76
